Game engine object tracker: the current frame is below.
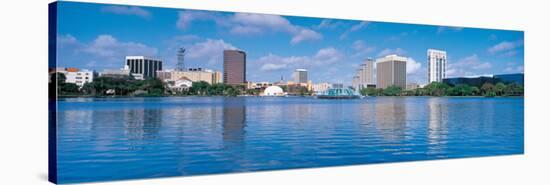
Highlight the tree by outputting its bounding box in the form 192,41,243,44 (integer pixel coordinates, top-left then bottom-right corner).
298,86,309,96
446,84,474,96
225,86,240,96
60,83,80,95
360,87,381,96
495,82,506,96
472,86,480,96
503,83,524,96
424,82,449,96
481,83,496,97
190,81,210,95
382,85,402,96
246,88,260,96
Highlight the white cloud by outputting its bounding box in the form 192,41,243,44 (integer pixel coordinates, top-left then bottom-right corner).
56,34,158,69
231,13,293,32
447,54,493,77
290,28,323,44
159,35,239,70
377,48,407,57
101,6,151,19
229,25,263,35
352,40,365,50
260,63,287,71
472,62,492,70
83,35,158,59
176,10,225,30
488,40,523,55
255,47,344,72
313,47,344,64
57,34,79,49
504,65,524,73
339,21,369,40
176,11,322,44
231,13,322,44
436,26,463,34
186,39,237,65
406,58,421,74
315,19,345,29
351,40,375,58
350,21,369,32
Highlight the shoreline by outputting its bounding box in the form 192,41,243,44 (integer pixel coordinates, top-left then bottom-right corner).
57,95,524,99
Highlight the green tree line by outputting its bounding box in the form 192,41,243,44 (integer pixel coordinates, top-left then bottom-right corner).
359,82,524,97
174,81,243,96
53,73,165,97
54,72,250,97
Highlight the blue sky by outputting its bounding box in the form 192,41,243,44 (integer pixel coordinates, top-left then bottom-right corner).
56,2,524,85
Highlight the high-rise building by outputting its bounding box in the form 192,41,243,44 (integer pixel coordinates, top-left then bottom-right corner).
362,58,375,85
376,55,407,89
427,49,447,83
176,48,186,71
293,69,308,83
352,74,360,90
125,56,163,80
353,58,375,90
223,50,246,85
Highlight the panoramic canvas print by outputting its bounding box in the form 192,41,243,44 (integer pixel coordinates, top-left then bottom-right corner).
48,1,524,184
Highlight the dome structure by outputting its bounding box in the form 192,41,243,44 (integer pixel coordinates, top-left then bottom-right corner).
263,86,285,96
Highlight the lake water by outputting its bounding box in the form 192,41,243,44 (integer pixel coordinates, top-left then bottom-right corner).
56,96,524,183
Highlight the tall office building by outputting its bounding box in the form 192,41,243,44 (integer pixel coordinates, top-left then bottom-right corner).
223,50,246,85
293,69,308,83
125,56,162,79
376,55,407,89
352,73,360,90
355,58,375,89
427,49,447,83
176,48,186,71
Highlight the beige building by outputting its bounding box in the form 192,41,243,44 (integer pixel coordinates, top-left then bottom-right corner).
157,68,222,85
247,81,272,90
376,55,407,89
286,80,313,91
352,58,375,90
312,82,332,94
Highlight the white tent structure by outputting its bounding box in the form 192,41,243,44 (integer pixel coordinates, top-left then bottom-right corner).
262,86,285,96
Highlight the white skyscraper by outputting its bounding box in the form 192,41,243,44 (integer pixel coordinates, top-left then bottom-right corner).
427,49,447,83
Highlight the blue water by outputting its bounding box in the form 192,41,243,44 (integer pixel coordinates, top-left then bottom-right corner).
56,97,524,183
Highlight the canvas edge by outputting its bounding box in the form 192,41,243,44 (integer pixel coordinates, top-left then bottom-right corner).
48,1,58,184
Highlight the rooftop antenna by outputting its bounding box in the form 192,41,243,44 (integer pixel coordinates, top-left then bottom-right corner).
176,48,186,71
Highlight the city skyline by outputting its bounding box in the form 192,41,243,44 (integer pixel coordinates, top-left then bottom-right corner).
56,2,524,85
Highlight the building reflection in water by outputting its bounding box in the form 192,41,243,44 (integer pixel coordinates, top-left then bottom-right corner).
222,97,247,148
123,109,163,141
427,98,449,156
374,98,407,141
